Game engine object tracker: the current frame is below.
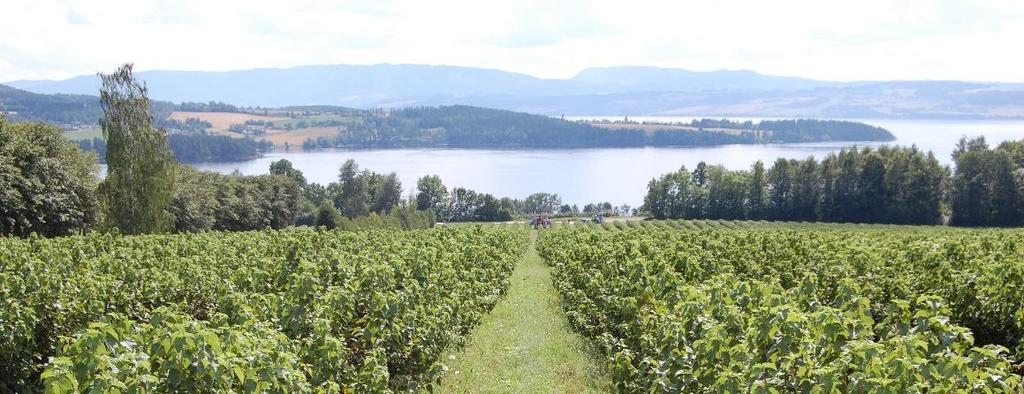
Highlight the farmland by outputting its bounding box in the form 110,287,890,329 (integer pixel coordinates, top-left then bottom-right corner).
168,111,286,136
261,126,343,147
538,225,1024,391
589,122,754,136
166,111,355,148
3,218,1024,392
0,227,528,392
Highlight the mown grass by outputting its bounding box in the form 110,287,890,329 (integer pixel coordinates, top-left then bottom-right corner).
436,232,609,393
62,127,104,140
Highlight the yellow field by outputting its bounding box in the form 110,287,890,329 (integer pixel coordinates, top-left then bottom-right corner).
260,127,341,148
167,111,346,147
169,111,287,134
590,122,750,136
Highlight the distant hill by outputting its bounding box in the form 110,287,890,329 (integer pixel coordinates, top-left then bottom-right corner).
9,63,1024,119
5,64,835,106
571,66,832,92
300,105,895,149
0,84,177,126
7,64,592,108
0,83,895,150
0,84,103,125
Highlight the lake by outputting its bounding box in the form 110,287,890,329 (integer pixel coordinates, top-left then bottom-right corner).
183,117,1024,207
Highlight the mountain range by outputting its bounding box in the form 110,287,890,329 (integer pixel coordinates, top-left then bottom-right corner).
7,64,1024,119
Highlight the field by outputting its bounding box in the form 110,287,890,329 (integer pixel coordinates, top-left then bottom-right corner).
261,126,341,147
589,122,753,136
4,220,1023,392
538,225,1024,391
270,114,360,129
168,111,286,135
0,227,527,392
167,111,353,148
61,127,103,140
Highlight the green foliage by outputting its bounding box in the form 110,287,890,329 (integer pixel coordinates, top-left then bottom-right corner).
0,83,175,127
269,158,307,187
538,227,1024,392
167,134,271,163
0,84,104,126
643,145,947,225
98,64,177,234
0,119,99,236
42,309,310,393
302,106,894,149
1,227,528,392
170,166,301,233
444,187,514,222
337,159,369,218
77,132,272,163
414,175,581,222
522,192,562,215
757,118,896,142
415,175,448,212
176,101,239,113
950,137,1024,227
371,173,402,214
314,202,342,229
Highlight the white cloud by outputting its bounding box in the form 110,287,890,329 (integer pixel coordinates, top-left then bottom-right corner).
0,0,1021,82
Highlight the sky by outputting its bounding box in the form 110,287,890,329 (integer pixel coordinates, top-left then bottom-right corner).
1,0,1022,82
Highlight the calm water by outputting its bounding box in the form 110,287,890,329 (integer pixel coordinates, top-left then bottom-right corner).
175,117,1024,206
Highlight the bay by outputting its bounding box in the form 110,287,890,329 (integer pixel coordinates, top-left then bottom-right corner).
170,117,1024,206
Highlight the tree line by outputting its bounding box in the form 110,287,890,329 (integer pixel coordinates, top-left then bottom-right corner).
300,106,894,149
643,139,1024,227
654,118,895,142
75,134,271,163
176,101,239,113
413,178,631,222
642,146,947,224
949,137,1024,226
0,83,176,128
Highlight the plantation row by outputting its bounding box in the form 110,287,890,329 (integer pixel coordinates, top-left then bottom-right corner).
538,227,1024,392
0,227,527,392
520,217,921,232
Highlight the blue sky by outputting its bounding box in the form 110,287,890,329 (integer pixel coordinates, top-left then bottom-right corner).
1,0,1022,82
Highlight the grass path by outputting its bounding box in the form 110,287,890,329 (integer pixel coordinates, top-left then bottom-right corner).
436,231,609,393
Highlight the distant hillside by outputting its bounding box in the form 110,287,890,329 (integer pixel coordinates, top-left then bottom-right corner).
7,64,1024,118
0,84,102,125
298,105,895,149
595,118,896,143
6,64,591,107
571,66,832,92
0,83,897,149
0,84,176,126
